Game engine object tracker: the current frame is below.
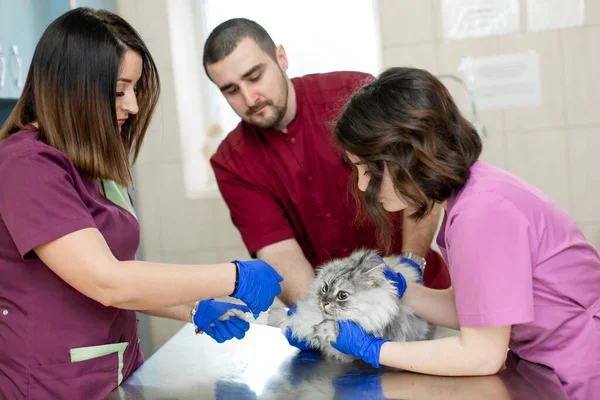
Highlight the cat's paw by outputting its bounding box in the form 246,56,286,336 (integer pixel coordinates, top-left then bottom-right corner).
313,319,339,345
218,308,247,322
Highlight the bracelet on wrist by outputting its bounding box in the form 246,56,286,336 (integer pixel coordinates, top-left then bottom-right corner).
230,261,240,296
190,301,202,335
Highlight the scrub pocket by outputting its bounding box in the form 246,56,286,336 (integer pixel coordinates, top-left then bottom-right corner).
28,351,119,400
70,342,129,385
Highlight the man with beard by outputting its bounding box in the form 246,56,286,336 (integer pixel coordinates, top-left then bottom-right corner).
203,18,450,309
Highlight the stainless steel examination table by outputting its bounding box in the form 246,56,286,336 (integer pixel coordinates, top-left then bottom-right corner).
107,324,569,399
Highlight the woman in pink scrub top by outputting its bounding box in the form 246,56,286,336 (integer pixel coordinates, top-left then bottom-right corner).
0,8,283,399
330,67,599,399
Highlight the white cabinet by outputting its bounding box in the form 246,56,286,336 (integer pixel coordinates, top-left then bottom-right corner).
0,0,51,99
0,0,115,100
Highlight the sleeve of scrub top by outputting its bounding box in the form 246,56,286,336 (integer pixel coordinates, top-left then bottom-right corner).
211,157,294,257
446,192,535,327
0,149,96,258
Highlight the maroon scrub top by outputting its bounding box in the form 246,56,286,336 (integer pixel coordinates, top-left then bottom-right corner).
0,126,143,399
211,71,450,289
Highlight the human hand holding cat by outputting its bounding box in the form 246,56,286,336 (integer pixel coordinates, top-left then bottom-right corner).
192,299,250,343
284,306,317,350
231,259,284,313
331,321,389,368
383,267,408,298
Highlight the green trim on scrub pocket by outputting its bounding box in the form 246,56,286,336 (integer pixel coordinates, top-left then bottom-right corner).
70,342,129,385
102,180,138,220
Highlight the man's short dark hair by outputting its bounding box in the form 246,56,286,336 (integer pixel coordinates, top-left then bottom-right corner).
203,18,277,78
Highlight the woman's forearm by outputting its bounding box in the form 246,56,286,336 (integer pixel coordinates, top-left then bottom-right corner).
379,335,503,376
102,260,236,310
402,283,460,330
138,302,197,323
35,228,239,311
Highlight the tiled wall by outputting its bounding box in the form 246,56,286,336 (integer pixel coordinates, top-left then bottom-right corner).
379,0,600,247
120,0,600,356
117,0,250,356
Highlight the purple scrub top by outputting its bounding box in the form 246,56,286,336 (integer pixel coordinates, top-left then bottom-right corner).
0,126,144,399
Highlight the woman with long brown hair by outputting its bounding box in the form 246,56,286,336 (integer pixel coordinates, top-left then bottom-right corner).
0,8,282,399
330,67,599,399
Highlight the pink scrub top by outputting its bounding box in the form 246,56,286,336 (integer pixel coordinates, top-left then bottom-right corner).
437,161,600,399
0,126,144,399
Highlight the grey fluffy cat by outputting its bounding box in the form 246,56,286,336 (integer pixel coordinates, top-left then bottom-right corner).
280,249,431,363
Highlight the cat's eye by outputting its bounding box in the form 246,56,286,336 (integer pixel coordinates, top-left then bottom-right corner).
337,291,349,300
322,283,329,293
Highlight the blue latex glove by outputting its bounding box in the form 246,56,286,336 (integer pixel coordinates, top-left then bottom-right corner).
284,306,317,351
193,300,250,343
231,260,283,314
383,267,408,299
331,321,389,368
333,371,385,400
400,257,424,285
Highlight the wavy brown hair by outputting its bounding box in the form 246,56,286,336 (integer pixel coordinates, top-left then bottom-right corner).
335,67,482,250
0,8,160,187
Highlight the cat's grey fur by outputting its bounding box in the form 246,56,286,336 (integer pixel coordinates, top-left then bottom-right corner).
280,249,431,363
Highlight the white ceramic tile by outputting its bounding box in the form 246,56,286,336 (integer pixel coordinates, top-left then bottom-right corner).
139,248,162,263
219,248,252,262
136,100,170,165
214,196,247,250
136,0,169,40
379,0,435,46
568,127,600,223
437,35,499,77
561,26,600,125
438,37,503,131
383,43,438,73
116,0,140,27
431,0,442,41
479,129,507,170
129,1,182,166
161,250,219,265
155,163,220,252
497,31,566,133
579,223,600,251
431,0,523,41
132,164,165,254
505,130,570,213
585,0,600,26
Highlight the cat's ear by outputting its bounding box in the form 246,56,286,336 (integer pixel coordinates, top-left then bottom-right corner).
365,262,386,288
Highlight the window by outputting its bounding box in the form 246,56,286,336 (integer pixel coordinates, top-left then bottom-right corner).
169,0,382,198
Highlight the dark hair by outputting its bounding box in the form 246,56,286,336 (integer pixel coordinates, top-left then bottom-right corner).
0,7,160,187
335,67,482,250
203,18,277,78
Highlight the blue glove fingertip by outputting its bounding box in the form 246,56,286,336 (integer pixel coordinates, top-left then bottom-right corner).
287,305,298,316
213,320,230,342
229,317,250,332
270,268,284,282
225,318,248,340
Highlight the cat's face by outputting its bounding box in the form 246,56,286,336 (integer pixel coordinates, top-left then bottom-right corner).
312,250,397,321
